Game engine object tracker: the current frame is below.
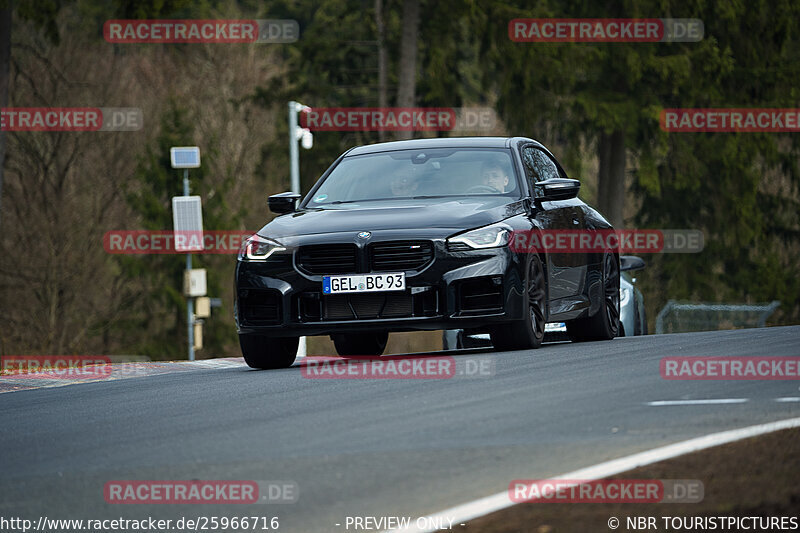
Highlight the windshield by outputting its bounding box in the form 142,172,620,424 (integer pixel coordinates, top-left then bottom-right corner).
306,148,520,206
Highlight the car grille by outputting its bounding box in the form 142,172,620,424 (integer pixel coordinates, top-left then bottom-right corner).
297,244,358,274
323,293,413,320
296,241,434,274
369,240,433,271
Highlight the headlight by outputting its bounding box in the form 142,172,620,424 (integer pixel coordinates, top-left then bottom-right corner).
447,223,511,249
238,234,286,261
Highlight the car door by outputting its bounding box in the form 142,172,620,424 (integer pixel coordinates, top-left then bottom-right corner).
519,144,587,302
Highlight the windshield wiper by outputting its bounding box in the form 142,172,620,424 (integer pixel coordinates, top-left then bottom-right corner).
323,195,455,204
325,197,402,204
409,195,453,199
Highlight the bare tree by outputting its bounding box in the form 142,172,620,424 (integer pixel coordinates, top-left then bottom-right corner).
0,10,283,357
0,3,11,229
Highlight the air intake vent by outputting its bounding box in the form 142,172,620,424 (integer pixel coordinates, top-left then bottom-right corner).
323,293,413,320
458,278,503,313
239,289,281,325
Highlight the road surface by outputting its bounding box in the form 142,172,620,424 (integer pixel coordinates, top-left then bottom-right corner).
1,326,799,531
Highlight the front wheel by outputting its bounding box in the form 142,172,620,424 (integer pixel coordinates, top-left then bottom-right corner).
566,252,619,342
491,256,546,351
239,334,298,369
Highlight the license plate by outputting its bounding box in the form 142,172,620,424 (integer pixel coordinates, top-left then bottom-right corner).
322,273,406,294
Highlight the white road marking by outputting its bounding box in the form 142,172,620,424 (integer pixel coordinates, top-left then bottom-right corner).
775,397,800,403
384,416,800,533
646,399,749,406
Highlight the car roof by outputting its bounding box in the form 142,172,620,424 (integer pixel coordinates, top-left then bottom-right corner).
344,136,539,156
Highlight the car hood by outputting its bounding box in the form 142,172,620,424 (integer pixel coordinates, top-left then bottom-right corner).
258,197,524,240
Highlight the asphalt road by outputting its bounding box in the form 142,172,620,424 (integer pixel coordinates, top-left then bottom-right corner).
2,327,799,532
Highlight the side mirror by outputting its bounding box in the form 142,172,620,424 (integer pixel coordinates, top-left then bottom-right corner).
268,192,301,214
620,255,646,272
534,178,580,201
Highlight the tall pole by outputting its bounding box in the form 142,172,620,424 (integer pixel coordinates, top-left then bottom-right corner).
184,169,195,361
288,101,306,358
289,101,300,196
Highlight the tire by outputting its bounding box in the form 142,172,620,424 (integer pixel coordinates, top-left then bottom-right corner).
566,252,620,342
332,331,388,356
490,255,546,351
239,334,298,369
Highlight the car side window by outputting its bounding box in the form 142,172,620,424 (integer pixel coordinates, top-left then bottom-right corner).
521,146,560,183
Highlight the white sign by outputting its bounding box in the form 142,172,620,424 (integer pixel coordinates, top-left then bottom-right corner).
172,196,204,252
170,146,201,169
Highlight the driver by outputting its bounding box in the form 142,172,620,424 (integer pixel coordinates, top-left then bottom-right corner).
390,170,418,197
481,163,510,193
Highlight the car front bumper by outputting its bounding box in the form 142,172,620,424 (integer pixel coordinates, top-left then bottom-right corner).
235,234,526,337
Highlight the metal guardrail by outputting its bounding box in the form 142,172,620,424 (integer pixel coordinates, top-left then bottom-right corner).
655,300,781,334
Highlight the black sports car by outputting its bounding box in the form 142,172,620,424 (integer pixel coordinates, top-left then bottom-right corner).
235,137,619,369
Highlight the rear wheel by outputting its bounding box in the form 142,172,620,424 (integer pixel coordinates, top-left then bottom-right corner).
239,334,298,369
566,252,619,342
332,331,388,356
490,256,546,351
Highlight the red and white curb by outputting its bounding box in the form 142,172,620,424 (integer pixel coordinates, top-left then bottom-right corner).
0,357,247,393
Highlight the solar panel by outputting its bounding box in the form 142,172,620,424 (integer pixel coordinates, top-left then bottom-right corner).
170,147,201,169
172,196,204,252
